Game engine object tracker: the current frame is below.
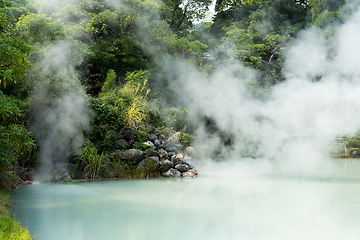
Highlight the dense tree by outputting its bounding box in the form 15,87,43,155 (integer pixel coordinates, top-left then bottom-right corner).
161,0,212,34
211,0,310,86
310,0,345,27
0,8,35,169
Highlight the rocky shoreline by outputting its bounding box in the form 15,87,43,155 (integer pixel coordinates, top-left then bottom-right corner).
2,129,198,189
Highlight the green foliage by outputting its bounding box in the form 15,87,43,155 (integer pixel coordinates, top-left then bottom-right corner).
101,69,117,93
0,90,35,170
16,13,65,45
179,132,195,148
161,0,212,33
310,0,344,26
344,136,360,149
133,130,151,151
0,125,35,170
0,190,31,240
87,7,149,80
90,97,125,129
0,9,33,88
97,70,152,128
79,141,106,179
160,107,188,131
212,0,310,87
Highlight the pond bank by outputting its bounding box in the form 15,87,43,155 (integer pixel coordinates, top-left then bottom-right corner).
0,189,32,239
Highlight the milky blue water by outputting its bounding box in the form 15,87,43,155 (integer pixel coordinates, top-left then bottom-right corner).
11,159,360,240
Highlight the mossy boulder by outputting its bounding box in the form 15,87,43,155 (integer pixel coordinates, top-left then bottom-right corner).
114,149,144,165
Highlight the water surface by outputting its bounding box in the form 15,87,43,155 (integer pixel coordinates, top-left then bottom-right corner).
11,159,360,240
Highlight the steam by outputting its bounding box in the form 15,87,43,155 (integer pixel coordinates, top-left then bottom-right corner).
27,0,360,178
29,40,91,178
152,1,360,175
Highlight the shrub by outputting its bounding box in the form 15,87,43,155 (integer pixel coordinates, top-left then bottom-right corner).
160,107,188,131
97,70,152,128
101,69,117,94
179,132,195,149
79,141,106,179
0,91,35,170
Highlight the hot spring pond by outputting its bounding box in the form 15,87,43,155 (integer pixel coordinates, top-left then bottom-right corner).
11,159,360,240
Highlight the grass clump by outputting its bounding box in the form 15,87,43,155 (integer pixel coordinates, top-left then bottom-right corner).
96,69,152,129
0,190,32,240
79,141,106,179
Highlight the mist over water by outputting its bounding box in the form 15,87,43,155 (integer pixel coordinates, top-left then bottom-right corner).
159,1,360,175
11,167,360,240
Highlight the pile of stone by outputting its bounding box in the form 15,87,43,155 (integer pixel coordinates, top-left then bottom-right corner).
113,132,198,178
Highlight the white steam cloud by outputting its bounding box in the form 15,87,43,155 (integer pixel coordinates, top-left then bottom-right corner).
30,40,92,178
155,1,360,176
27,0,360,178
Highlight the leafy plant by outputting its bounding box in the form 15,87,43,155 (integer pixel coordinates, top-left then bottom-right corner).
0,91,35,170
160,107,189,131
98,70,152,128
101,69,117,94
79,141,106,179
179,132,195,149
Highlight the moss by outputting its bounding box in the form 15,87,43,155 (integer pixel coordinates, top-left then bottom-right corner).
0,190,32,240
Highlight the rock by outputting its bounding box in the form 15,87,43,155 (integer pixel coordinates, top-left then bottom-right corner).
184,157,193,169
165,146,178,153
53,170,72,182
132,142,140,149
163,132,180,147
110,132,124,140
121,128,139,141
167,151,176,158
187,169,198,175
113,163,126,177
103,161,114,178
148,125,155,134
150,134,158,142
114,149,144,164
138,157,160,173
94,142,104,151
144,141,156,150
104,145,113,152
168,132,180,142
175,164,190,172
163,168,181,178
142,125,155,134
176,153,185,163
159,160,174,173
154,139,161,148
25,169,40,181
182,171,196,178
171,155,183,166
186,146,196,157
115,139,128,150
68,164,83,179
145,149,157,158
352,150,360,156
158,148,168,159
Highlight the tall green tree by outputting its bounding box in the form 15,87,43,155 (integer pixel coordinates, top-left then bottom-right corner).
212,0,310,86
161,0,212,34
0,8,35,169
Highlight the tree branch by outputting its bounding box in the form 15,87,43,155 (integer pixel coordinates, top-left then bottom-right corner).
175,3,188,31
260,59,281,70
170,0,180,29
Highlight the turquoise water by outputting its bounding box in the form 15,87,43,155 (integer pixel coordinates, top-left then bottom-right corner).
11,159,360,240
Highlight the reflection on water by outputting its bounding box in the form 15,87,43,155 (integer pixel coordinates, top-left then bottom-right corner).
11,159,360,240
